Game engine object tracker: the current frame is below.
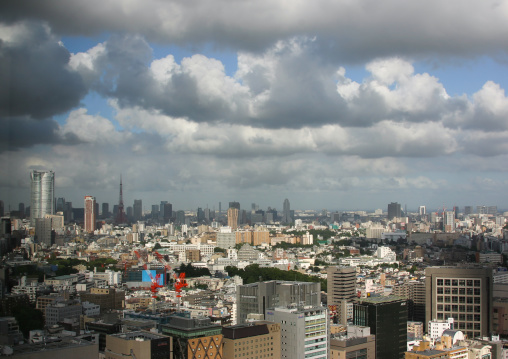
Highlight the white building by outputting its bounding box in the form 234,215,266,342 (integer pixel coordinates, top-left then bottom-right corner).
266,305,328,359
428,317,454,339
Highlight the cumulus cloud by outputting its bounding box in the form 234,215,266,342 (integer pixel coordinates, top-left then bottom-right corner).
0,20,87,119
3,0,508,62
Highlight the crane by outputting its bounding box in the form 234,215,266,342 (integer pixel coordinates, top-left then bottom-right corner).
154,251,173,283
134,250,164,313
174,272,188,311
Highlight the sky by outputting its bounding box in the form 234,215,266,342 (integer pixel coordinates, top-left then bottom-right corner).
1,0,508,213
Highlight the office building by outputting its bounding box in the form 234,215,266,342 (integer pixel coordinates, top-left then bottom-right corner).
392,280,426,323
353,296,407,359
387,202,401,220
228,207,239,230
464,206,473,216
419,206,426,216
217,227,236,249
105,331,171,359
45,299,83,326
84,196,96,233
30,170,55,225
133,199,142,221
222,321,281,359
327,266,357,324
237,280,321,324
329,325,376,359
282,198,291,224
160,313,223,359
35,218,54,246
425,266,493,338
265,305,328,359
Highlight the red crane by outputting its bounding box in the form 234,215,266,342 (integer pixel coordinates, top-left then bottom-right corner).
134,250,163,312
154,251,173,283
174,272,188,311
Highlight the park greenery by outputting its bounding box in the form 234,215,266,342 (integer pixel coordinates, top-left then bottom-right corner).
225,264,327,292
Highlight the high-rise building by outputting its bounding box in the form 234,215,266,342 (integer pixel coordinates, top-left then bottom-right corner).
282,198,291,224
30,170,55,226
18,202,25,219
327,266,357,324
387,202,401,220
229,201,240,210
227,207,239,230
236,280,321,324
444,211,455,232
0,200,3,217
353,296,407,359
163,202,172,223
84,196,96,233
133,199,142,221
418,206,426,216
464,206,473,215
55,197,65,213
266,305,328,359
102,203,109,218
425,266,493,338
392,280,426,323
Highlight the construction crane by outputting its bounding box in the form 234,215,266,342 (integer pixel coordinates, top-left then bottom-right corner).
174,272,188,311
134,250,163,313
154,251,173,284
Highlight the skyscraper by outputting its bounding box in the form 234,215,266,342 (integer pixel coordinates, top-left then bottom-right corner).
133,199,142,221
30,170,55,226
353,296,407,359
227,207,238,230
387,202,401,220
327,266,357,324
84,196,96,233
282,198,291,224
425,266,493,339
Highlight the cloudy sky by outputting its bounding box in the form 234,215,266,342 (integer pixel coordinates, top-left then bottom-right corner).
1,0,508,213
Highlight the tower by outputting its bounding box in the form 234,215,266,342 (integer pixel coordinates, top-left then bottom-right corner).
387,202,401,220
327,266,357,324
84,196,96,233
115,176,127,224
30,170,55,226
282,198,291,224
227,207,238,230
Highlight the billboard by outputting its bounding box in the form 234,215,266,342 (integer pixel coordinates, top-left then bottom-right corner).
141,270,164,285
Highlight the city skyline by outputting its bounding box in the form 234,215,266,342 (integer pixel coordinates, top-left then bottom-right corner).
1,1,508,212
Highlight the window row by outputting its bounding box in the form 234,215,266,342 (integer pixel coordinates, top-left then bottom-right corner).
436,279,481,287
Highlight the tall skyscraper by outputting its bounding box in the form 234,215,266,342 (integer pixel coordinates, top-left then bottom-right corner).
84,196,96,233
133,199,142,221
56,197,65,213
387,202,401,220
30,170,55,226
327,266,356,324
227,207,238,230
425,266,493,339
102,202,109,218
282,198,291,224
353,296,407,359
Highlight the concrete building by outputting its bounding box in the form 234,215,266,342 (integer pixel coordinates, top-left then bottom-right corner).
228,207,239,230
392,280,426,323
388,202,401,220
329,325,376,359
353,296,407,359
160,313,223,359
428,318,454,340
327,266,357,324
217,227,236,249
222,321,281,359
237,280,321,324
30,170,55,226
45,299,83,326
265,305,328,359
133,199,142,221
105,331,171,359
425,266,493,338
80,288,125,313
282,198,291,224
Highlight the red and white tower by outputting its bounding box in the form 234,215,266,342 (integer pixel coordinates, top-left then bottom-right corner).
84,195,96,233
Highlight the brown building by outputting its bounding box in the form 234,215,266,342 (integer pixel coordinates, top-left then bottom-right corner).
493,298,508,336
185,249,201,262
252,231,270,246
80,288,125,313
222,321,281,359
236,231,253,245
392,280,426,323
105,331,172,359
425,266,493,338
228,208,239,230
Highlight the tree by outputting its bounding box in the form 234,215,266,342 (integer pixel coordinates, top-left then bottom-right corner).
153,243,162,250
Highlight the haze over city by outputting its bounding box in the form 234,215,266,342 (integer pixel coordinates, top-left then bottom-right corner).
1,1,508,211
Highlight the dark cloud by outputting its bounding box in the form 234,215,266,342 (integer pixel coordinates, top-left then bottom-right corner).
2,0,508,63
0,116,80,153
0,21,87,119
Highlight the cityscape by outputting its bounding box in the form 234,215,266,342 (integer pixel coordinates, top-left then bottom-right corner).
2,0,508,358
0,170,507,358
